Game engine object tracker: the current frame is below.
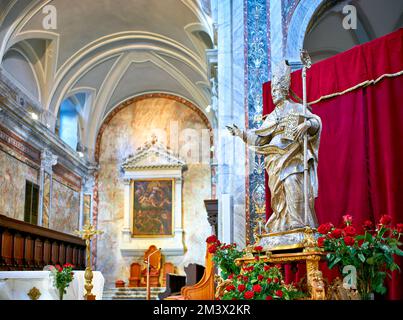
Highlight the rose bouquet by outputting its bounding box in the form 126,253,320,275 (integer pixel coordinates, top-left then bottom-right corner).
317,214,403,299
206,236,305,300
49,263,75,300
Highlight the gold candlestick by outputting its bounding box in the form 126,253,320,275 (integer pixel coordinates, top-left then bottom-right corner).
75,223,103,300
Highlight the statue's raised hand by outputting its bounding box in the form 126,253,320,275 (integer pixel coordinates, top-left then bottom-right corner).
226,124,242,138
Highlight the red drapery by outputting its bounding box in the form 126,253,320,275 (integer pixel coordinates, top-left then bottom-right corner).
262,29,403,299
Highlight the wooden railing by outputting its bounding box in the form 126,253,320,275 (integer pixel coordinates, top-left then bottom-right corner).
0,214,86,271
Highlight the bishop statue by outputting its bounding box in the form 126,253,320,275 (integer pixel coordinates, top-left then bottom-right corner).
227,61,322,233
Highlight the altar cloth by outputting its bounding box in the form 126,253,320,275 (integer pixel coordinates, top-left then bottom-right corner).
0,271,104,300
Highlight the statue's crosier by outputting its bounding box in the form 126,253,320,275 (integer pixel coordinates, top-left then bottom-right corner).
227,61,322,233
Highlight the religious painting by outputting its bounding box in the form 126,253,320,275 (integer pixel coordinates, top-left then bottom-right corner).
131,179,174,237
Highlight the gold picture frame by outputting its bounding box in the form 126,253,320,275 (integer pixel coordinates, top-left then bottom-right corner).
130,178,175,237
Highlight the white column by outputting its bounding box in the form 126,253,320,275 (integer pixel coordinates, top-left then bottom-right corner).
174,178,182,231
221,194,233,244
38,167,45,227
122,179,131,241
79,186,84,230
38,149,57,227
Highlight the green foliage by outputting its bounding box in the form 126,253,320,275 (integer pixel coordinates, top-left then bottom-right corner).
50,264,74,299
318,216,403,299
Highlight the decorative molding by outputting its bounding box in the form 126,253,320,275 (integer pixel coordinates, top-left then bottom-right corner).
121,136,186,172
0,124,41,163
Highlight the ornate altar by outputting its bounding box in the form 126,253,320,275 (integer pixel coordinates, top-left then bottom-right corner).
119,136,186,259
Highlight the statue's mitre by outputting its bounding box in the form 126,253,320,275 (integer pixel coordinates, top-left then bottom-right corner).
272,60,291,90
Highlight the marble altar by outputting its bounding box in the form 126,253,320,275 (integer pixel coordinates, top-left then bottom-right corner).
0,271,104,300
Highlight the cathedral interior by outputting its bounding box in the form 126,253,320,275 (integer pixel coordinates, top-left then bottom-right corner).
0,0,402,303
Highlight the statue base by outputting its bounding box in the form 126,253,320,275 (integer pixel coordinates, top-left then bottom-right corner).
256,227,320,252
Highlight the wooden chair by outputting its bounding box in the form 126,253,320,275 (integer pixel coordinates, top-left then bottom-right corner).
128,263,141,287
140,245,162,287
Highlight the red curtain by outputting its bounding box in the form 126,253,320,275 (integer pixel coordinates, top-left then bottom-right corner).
263,29,403,299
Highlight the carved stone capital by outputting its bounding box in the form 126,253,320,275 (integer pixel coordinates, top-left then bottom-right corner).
41,148,58,174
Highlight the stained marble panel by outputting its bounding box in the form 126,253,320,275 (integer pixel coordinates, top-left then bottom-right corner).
50,179,80,235
0,149,39,221
96,98,212,287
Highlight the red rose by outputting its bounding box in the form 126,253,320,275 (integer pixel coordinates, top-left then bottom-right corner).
264,265,271,272
252,284,262,293
265,295,273,300
254,256,259,261
254,246,263,252
273,278,279,284
226,285,235,292
243,276,249,282
317,237,326,248
363,220,373,230
318,223,333,235
267,278,272,284
343,226,357,237
330,228,343,239
344,236,355,246
244,291,254,299
257,275,264,281
397,223,403,233
238,284,246,292
343,215,353,226
208,244,217,254
206,235,218,244
380,215,392,226
63,263,74,268
275,290,283,298
228,274,234,279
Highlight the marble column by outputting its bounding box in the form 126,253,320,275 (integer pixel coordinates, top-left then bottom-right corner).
80,171,96,229
122,179,132,242
38,149,57,227
216,0,247,247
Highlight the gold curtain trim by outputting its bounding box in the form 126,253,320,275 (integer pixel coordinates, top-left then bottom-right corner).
307,70,403,105
264,70,403,117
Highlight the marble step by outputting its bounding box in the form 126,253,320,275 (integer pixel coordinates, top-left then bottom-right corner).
103,287,166,300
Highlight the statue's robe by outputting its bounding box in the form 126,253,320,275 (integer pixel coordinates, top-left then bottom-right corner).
245,100,322,233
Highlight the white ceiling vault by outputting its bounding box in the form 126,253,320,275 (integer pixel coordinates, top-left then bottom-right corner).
0,0,215,159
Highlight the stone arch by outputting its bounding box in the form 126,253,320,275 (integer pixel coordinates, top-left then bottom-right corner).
285,0,325,63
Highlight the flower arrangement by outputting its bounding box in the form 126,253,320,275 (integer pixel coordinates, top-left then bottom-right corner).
49,263,75,300
317,214,403,299
206,236,305,300
206,235,243,279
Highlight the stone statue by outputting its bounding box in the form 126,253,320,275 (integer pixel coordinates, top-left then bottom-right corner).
227,61,322,233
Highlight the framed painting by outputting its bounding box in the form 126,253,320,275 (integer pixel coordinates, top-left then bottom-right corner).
131,179,174,237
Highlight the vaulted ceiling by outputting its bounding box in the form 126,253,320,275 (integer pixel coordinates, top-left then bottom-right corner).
0,0,214,158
